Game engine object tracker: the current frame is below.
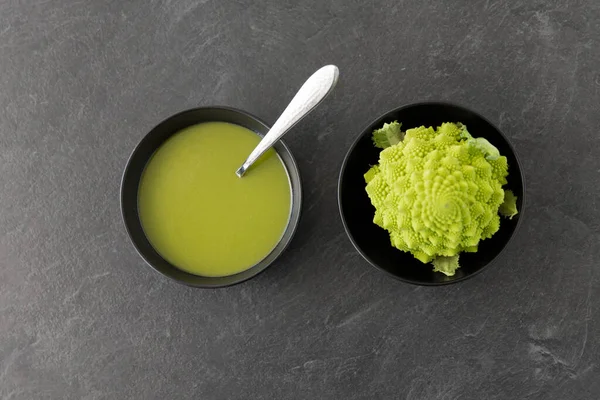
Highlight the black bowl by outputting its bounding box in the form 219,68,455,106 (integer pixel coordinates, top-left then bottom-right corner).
338,102,525,285
121,107,302,288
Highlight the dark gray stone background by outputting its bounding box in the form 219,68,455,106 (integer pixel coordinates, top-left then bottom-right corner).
1,0,599,399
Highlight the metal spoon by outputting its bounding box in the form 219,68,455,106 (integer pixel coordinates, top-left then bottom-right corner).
236,65,339,177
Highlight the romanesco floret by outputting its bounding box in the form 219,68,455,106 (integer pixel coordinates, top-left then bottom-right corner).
364,122,517,276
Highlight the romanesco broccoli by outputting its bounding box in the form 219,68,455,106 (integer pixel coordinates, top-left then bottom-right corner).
364,122,518,276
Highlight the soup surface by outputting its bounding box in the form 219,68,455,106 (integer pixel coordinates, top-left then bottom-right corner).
138,122,291,277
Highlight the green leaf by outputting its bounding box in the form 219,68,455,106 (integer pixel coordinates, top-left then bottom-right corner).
432,255,460,276
457,122,472,140
364,165,380,184
458,123,500,160
468,137,501,160
372,121,404,149
499,190,518,219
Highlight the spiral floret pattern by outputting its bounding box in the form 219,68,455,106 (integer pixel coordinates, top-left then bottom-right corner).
365,123,509,267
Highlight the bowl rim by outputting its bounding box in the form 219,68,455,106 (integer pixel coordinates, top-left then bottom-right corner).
120,105,302,288
337,101,526,286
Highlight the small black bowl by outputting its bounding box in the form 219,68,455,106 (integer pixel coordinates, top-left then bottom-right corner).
338,102,525,285
121,107,302,288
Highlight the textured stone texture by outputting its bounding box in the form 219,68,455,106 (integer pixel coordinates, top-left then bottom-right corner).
1,0,600,399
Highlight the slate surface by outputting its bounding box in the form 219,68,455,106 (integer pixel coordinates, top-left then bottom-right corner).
1,1,599,399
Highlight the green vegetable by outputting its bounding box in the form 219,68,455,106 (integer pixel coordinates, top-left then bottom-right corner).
432,255,460,276
364,122,518,275
499,190,518,219
372,121,404,149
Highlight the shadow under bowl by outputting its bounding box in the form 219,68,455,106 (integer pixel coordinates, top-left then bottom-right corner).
121,107,302,288
338,102,525,285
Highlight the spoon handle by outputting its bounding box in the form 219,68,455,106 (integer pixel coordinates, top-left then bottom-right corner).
236,65,339,177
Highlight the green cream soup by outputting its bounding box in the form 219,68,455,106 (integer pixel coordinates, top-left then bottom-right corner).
138,122,291,277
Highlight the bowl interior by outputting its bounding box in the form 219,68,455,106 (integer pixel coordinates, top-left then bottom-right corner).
339,102,525,285
121,107,302,288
